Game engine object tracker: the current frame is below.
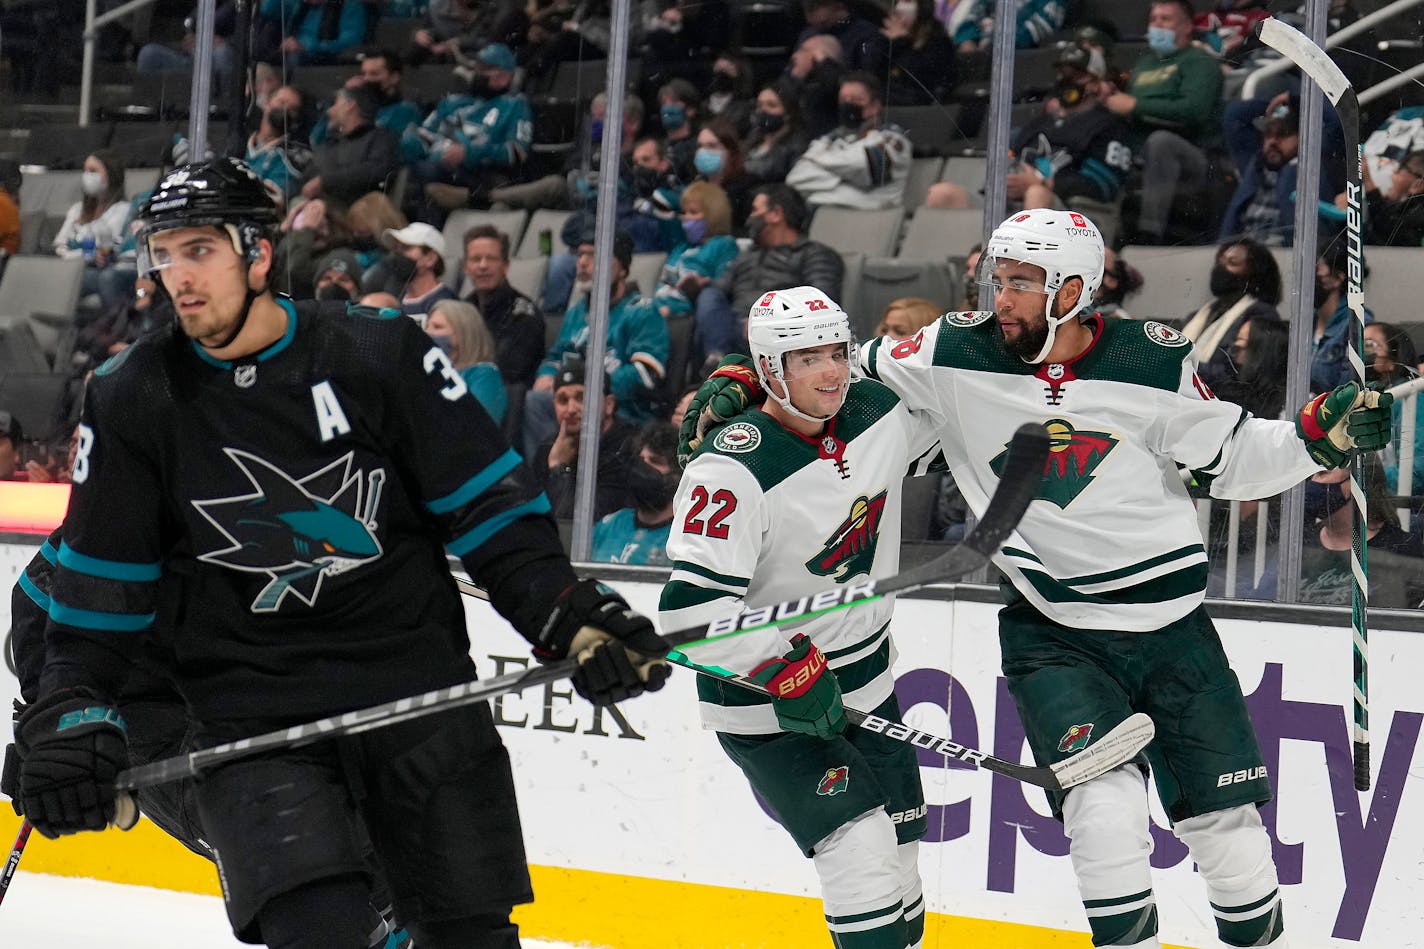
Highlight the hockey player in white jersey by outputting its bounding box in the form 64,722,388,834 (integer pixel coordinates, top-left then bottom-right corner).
679,209,1394,948
661,286,942,949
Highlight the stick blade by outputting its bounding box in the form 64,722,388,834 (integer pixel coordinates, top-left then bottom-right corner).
1050,712,1155,789
1255,18,1351,103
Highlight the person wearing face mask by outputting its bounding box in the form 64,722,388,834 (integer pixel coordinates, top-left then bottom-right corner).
786,73,912,212
426,298,509,423
653,182,741,320
309,49,425,152
881,0,956,106
381,222,456,323
591,421,681,565
743,82,810,187
658,79,702,183
1179,238,1282,389
312,248,364,303
1092,246,1144,320
246,103,314,208
692,119,754,226
784,33,847,139
55,151,134,314
703,54,755,136
1103,0,1223,245
1363,322,1424,494
405,43,532,219
1310,241,1375,396
797,0,888,72
302,83,402,209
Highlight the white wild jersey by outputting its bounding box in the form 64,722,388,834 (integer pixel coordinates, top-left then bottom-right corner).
861,312,1322,632
660,379,941,735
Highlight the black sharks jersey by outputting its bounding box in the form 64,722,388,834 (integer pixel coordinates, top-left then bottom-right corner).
40,299,575,725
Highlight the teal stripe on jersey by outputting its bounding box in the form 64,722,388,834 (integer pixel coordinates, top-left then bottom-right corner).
446,495,551,556
671,559,750,590
18,571,50,611
49,599,155,632
426,448,522,514
39,540,58,565
1020,562,1207,605
58,542,162,582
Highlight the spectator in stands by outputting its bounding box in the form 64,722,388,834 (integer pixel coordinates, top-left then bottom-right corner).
697,184,844,360
1220,95,1343,246
1193,0,1271,68
272,197,355,299
658,79,703,182
382,221,455,322
692,119,755,226
1305,457,1423,608
786,72,912,211
591,421,680,565
408,43,532,217
881,0,957,106
74,275,168,367
946,0,1067,51
55,151,133,313
1215,314,1290,420
799,0,886,72
1342,147,1424,247
257,0,368,70
639,0,732,97
312,247,363,301
785,33,847,139
1105,0,1223,244
426,298,509,423
670,384,699,428
1180,238,1281,388
310,50,425,147
137,1,237,75
526,230,668,455
0,412,24,481
1093,246,1145,319
0,160,19,260
958,242,982,309
246,101,312,207
490,93,645,213
743,82,810,187
1311,241,1374,395
704,54,756,137
653,181,740,319
1366,322,1424,494
303,83,403,208
535,354,639,520
409,0,527,65
876,297,942,338
246,82,312,148
460,223,545,386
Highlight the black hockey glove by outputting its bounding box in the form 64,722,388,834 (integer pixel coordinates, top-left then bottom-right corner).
3,699,24,815
536,579,672,705
16,688,130,838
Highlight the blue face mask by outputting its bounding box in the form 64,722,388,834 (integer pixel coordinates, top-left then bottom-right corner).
694,147,724,176
590,118,604,143
427,332,454,357
1147,25,1178,55
660,103,687,131
681,217,709,245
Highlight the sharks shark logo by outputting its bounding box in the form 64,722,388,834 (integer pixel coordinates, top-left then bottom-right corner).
193,449,386,613
805,490,887,580
989,419,1117,510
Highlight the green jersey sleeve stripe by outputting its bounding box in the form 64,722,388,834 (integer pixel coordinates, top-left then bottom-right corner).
670,559,750,589
659,579,738,611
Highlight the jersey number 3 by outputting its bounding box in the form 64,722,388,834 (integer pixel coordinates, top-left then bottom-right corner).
683,486,736,539
423,347,469,401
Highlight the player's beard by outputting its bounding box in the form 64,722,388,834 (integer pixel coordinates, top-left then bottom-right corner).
998,313,1051,360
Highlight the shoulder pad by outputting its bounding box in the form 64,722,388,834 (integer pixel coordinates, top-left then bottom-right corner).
1140,320,1191,348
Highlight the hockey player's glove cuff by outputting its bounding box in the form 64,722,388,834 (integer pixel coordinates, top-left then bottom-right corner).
536,579,672,706
1296,382,1394,468
677,354,762,464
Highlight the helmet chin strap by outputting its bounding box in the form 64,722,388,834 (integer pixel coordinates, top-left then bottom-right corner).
1024,286,1087,365
766,374,847,424
199,282,262,351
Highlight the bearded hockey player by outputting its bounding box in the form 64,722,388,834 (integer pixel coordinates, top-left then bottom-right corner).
679,208,1394,948
10,156,670,949
661,286,943,949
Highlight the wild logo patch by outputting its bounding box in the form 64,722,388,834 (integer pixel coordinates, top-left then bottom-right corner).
1058,723,1094,753
714,422,761,453
990,419,1117,509
1143,321,1189,347
817,765,850,796
193,449,386,613
806,490,886,580
946,309,992,327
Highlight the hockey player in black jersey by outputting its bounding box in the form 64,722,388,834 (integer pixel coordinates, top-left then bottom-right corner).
10,157,671,949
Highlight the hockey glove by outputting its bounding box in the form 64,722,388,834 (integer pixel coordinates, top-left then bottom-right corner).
16,688,134,837
1295,382,1394,469
3,699,24,815
538,579,672,706
676,355,764,465
749,634,847,740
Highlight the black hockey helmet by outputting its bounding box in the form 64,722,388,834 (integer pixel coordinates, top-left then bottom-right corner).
136,157,280,276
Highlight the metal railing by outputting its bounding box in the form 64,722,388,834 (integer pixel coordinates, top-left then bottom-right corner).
1240,0,1424,100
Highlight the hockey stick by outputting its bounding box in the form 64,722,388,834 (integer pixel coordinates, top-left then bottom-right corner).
669,656,1154,791
112,423,1050,794
0,821,31,908
1256,17,1372,791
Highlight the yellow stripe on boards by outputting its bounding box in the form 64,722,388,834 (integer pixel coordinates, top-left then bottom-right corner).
2,816,1193,948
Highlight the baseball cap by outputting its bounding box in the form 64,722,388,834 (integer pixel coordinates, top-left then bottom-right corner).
315,248,363,281
1056,43,1107,79
477,43,517,73
1254,102,1299,134
0,410,21,444
382,222,446,256
553,354,611,392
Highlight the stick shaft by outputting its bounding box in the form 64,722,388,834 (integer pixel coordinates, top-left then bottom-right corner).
0,821,32,908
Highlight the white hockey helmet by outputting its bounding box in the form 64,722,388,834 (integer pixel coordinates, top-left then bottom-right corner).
746,285,861,422
979,208,1105,363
